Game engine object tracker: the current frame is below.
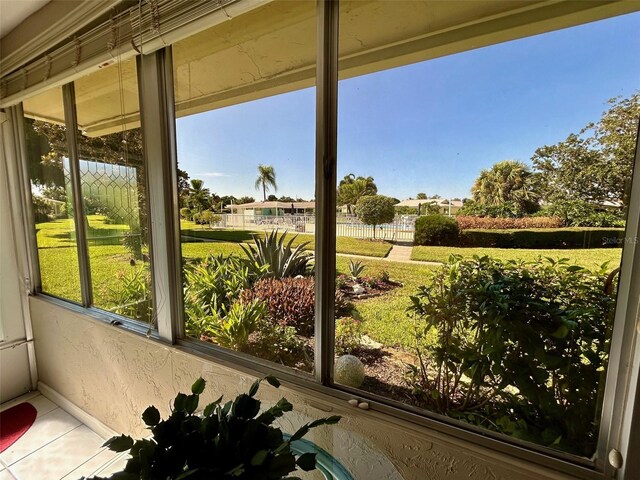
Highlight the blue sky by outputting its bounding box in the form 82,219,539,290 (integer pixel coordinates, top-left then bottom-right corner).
175,12,640,201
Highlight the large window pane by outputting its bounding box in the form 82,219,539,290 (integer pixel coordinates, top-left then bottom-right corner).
73,58,154,325
173,0,317,372
23,87,81,302
334,2,640,459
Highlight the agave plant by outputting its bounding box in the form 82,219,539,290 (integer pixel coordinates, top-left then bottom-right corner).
241,230,314,279
348,259,366,280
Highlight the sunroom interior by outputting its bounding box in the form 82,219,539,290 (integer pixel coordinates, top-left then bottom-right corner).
1,1,640,479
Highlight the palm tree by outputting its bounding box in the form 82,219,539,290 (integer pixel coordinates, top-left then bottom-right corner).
255,164,277,201
471,160,539,212
188,179,211,213
337,174,377,214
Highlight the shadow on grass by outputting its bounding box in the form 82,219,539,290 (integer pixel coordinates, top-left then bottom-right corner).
181,229,257,243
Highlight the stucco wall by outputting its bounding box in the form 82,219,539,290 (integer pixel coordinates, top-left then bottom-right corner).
30,297,578,480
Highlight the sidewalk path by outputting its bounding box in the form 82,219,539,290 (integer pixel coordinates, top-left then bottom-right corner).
337,242,441,266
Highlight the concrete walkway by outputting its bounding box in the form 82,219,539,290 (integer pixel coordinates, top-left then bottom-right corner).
337,242,441,266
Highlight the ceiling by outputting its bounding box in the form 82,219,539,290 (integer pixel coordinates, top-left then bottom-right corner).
0,0,49,39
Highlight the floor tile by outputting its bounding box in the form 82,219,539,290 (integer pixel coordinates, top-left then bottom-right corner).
90,453,129,477
60,449,120,480
27,396,57,418
10,426,104,480
0,408,81,466
0,470,16,480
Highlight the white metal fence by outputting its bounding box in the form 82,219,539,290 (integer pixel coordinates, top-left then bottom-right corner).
216,214,416,241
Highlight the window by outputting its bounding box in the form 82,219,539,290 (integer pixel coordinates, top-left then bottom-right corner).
73,57,154,325
334,1,639,459
23,86,82,302
172,0,317,371
14,1,640,474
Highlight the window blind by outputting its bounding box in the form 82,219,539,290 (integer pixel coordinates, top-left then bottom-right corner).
0,0,268,108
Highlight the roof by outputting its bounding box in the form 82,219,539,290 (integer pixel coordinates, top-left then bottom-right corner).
229,201,315,210
395,198,463,208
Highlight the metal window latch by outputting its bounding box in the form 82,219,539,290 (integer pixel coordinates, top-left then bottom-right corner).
608,449,623,469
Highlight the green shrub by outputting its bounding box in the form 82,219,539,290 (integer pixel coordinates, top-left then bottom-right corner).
180,207,192,220
249,320,311,370
335,317,364,355
31,196,55,223
407,255,616,456
202,300,268,351
122,229,143,260
109,266,152,324
355,195,396,239
195,209,221,226
535,200,626,227
183,255,263,338
241,230,313,279
414,214,460,246
461,227,625,249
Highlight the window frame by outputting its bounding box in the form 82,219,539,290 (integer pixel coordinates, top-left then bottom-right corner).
9,0,640,478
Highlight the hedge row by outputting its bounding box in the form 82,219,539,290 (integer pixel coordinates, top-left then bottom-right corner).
460,228,625,249
456,215,564,230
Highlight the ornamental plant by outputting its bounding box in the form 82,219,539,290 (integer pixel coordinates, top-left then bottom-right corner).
241,230,314,279
406,255,616,456
354,195,396,239
89,376,340,480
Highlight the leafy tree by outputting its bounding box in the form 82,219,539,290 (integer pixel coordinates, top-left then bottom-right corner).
532,92,639,208
278,195,295,202
337,174,377,214
236,196,255,204
355,195,395,239
267,194,278,201
187,179,211,213
255,164,277,201
416,192,428,199
471,160,539,214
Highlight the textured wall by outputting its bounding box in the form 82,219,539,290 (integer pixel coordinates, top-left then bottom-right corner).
30,297,576,480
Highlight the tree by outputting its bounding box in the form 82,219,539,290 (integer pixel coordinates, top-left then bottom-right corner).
532,92,639,208
187,179,211,213
416,192,428,199
267,194,278,201
278,195,295,202
337,174,378,214
355,195,395,239
236,196,255,204
255,164,277,201
471,160,539,214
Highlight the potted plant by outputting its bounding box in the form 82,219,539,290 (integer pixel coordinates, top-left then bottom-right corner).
88,376,340,479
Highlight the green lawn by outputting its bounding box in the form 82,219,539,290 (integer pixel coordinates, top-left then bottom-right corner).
337,256,436,350
180,224,393,258
36,215,621,351
411,245,622,270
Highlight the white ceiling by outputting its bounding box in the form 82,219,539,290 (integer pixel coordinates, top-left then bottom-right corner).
0,0,50,39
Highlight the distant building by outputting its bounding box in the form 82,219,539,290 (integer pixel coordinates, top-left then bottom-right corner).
229,200,315,216
394,198,463,215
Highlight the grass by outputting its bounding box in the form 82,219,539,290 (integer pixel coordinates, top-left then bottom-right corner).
180,224,393,258
411,245,622,270
337,256,436,350
36,215,621,351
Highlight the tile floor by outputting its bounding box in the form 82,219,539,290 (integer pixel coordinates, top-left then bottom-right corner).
0,392,127,480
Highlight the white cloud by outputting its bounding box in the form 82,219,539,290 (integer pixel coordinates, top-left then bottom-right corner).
197,172,230,177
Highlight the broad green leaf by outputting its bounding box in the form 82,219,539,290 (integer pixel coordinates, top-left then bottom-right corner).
191,377,206,395
141,406,161,426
